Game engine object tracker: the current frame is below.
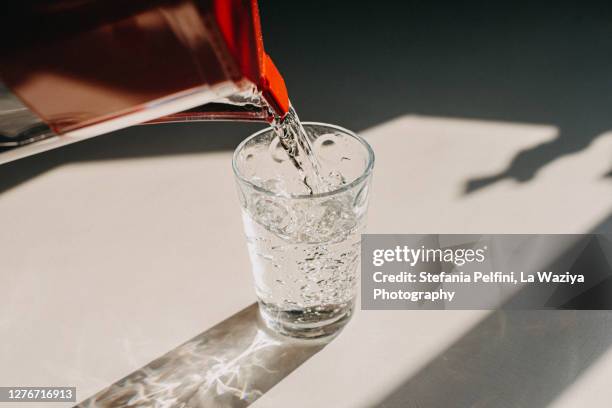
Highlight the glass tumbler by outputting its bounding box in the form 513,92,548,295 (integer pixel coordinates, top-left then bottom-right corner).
232,122,374,338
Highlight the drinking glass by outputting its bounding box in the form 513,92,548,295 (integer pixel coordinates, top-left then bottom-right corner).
232,122,374,338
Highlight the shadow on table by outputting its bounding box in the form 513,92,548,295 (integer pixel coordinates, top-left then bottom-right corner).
377,310,612,408
464,126,612,194
0,121,263,195
76,304,328,408
376,223,612,408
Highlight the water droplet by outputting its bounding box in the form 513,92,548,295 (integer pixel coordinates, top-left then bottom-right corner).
269,136,288,163
314,134,338,152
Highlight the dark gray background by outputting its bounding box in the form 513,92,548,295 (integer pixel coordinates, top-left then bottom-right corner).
2,0,612,204
259,0,612,193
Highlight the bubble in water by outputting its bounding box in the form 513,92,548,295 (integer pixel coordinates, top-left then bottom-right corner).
313,133,338,158
314,133,338,152
325,170,346,190
251,196,292,236
313,133,350,168
298,198,356,243
269,136,288,163
259,178,286,195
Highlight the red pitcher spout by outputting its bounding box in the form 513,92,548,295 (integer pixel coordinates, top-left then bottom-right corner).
261,54,290,118
213,0,290,118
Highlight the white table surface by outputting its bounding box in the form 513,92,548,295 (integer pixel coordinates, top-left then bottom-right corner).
1,115,611,407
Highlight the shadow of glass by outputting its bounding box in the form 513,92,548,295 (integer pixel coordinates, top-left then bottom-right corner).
76,304,328,408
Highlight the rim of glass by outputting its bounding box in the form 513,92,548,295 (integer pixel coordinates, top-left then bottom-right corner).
232,121,375,200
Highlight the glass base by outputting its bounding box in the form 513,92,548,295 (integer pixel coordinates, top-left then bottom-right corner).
258,300,354,339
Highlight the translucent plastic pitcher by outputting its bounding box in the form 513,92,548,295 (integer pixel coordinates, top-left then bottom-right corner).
0,0,289,163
